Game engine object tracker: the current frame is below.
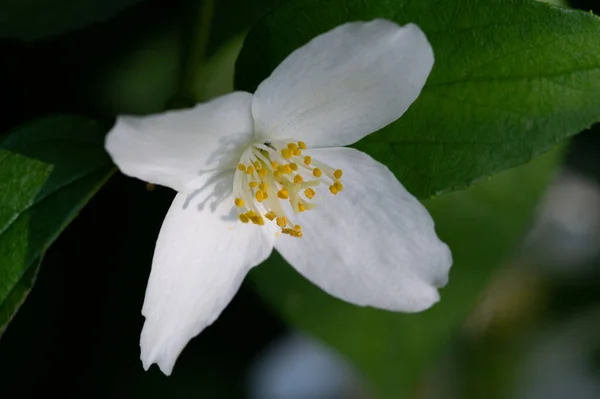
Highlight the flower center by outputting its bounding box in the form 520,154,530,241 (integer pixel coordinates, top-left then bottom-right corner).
233,139,343,238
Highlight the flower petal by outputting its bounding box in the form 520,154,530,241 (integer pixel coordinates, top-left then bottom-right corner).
251,20,433,148
105,92,254,192
274,148,451,312
140,172,276,375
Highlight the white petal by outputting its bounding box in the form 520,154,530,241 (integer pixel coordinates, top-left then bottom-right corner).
274,148,451,312
105,92,254,192
252,20,433,148
140,172,276,375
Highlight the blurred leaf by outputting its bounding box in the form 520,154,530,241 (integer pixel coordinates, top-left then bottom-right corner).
193,34,245,102
93,23,183,115
236,0,600,199
538,0,567,5
0,116,113,331
208,0,279,55
250,150,561,398
0,0,142,41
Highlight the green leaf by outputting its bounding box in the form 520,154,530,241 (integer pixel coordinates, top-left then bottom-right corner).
235,0,600,199
0,116,113,331
0,257,41,336
250,150,560,398
0,0,142,41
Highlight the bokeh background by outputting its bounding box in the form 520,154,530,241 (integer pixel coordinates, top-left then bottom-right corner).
1,0,599,398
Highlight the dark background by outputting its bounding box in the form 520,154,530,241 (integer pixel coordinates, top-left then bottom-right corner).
1,0,599,398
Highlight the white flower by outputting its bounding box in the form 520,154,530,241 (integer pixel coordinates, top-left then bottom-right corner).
105,19,452,375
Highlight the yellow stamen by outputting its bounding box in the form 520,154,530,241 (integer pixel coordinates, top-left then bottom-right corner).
234,141,344,237
276,216,287,228
281,228,302,238
265,211,277,221
256,191,265,202
277,188,289,200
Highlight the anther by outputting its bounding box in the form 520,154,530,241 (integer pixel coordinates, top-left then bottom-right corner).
256,191,265,202
298,141,307,149
298,203,306,212
276,216,287,228
304,188,315,199
239,214,249,223
281,149,292,159
289,163,298,171
237,164,246,172
293,174,303,184
234,198,244,207
249,181,259,188
334,169,343,179
277,188,289,200
304,156,312,166
265,211,277,221
246,166,254,175
313,168,322,177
